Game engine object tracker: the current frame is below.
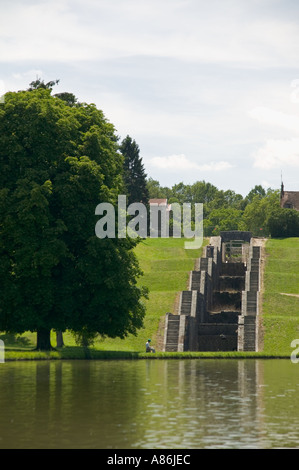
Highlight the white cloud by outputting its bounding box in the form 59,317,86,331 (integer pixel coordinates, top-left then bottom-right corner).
1,0,299,196
0,1,98,62
253,139,299,169
148,154,233,171
261,180,271,189
12,70,44,81
250,103,299,170
249,107,299,133
1,0,299,67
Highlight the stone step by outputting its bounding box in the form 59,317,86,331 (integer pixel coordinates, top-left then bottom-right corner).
165,314,180,352
165,344,178,350
198,258,209,271
180,291,193,315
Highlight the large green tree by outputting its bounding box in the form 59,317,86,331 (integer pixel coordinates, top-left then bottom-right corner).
204,207,244,236
0,89,147,350
240,189,280,236
268,207,299,237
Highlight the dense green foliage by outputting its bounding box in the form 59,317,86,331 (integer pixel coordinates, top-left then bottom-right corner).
147,179,299,237
0,89,147,349
267,207,299,237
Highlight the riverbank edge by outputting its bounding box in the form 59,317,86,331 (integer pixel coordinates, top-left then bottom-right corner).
3,349,292,361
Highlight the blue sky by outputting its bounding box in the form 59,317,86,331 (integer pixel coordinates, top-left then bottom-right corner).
1,0,299,196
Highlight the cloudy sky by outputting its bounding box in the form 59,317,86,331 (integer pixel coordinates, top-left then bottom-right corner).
1,0,299,196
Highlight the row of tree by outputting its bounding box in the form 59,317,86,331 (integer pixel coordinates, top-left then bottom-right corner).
146,179,299,238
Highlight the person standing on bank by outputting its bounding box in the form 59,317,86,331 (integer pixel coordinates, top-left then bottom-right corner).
146,339,155,353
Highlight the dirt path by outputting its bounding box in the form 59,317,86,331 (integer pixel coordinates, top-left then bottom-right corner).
280,293,299,298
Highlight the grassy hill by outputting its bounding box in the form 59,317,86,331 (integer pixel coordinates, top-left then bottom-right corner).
262,238,299,356
2,236,299,359
2,237,205,357
96,237,205,352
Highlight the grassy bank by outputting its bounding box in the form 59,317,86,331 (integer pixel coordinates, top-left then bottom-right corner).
2,237,206,360
2,237,299,361
3,350,287,361
262,237,299,356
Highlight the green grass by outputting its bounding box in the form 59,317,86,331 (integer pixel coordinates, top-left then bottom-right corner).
262,238,299,356
2,237,206,359
90,237,206,352
3,236,299,360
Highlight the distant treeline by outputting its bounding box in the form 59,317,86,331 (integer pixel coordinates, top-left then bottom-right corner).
146,178,299,238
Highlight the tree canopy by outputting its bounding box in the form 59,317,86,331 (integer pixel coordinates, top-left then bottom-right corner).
146,179,298,238
0,88,147,349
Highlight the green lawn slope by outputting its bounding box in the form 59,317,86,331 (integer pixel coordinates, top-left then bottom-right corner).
96,237,205,352
2,237,205,358
262,238,299,356
2,236,299,360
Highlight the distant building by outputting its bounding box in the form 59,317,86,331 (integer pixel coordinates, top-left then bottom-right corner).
280,182,299,211
149,198,171,211
149,199,172,236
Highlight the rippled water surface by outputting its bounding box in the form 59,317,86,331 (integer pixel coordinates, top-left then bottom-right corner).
0,359,299,449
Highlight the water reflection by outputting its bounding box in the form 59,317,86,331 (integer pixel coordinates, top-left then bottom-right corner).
0,359,298,448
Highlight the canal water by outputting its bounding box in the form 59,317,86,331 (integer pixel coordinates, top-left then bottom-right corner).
0,359,298,449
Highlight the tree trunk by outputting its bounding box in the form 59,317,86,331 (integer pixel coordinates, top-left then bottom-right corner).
36,328,52,351
56,331,64,348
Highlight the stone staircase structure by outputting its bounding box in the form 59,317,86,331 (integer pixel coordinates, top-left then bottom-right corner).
163,231,262,352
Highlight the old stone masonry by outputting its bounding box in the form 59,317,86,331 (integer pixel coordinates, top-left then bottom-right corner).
163,231,263,352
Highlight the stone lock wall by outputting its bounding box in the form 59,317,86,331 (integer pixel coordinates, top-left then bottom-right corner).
163,231,261,352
